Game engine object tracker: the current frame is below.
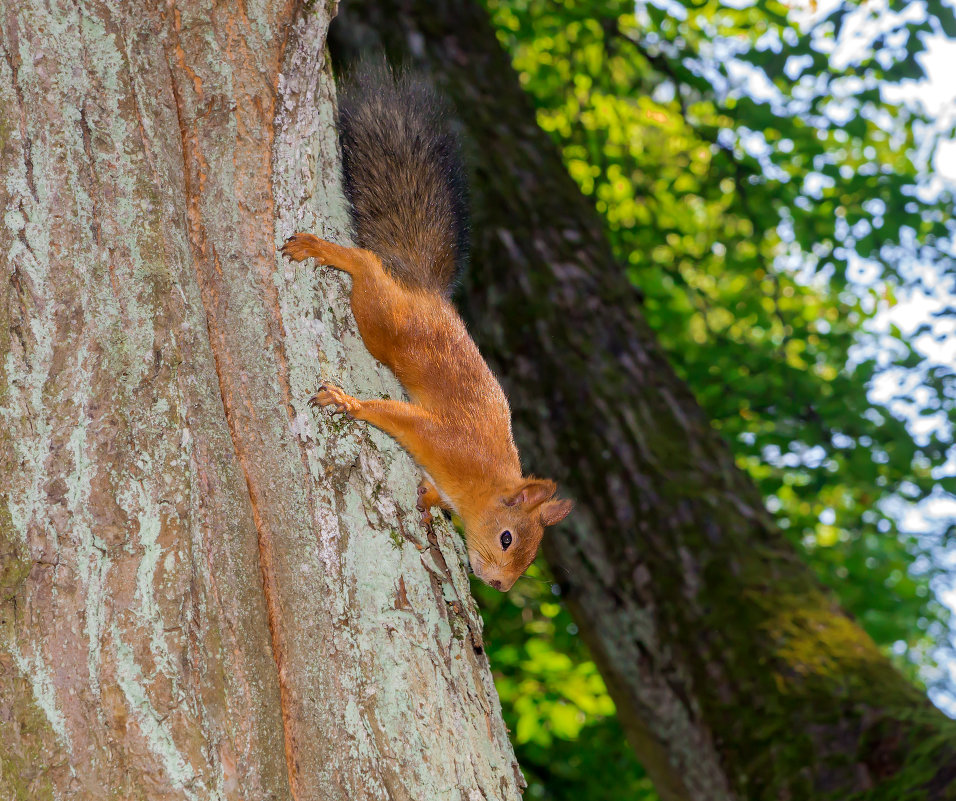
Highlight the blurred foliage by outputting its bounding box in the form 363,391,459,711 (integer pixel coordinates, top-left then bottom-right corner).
473,568,656,799
476,0,956,798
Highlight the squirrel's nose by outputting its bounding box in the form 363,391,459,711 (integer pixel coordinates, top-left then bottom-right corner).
489,580,502,590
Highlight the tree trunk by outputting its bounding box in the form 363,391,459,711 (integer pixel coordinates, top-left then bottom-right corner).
330,3,956,800
0,2,521,799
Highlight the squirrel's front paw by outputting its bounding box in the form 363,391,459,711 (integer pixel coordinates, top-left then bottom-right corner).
308,384,360,417
416,484,434,527
281,233,330,263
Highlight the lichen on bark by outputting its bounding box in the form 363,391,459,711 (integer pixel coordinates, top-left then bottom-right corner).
0,1,521,799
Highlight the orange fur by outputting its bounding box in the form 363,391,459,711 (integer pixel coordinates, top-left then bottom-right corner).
282,233,572,590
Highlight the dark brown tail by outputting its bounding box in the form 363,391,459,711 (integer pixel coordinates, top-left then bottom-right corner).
336,62,469,298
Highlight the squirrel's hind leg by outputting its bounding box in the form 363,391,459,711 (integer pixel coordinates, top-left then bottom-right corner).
281,233,378,277
286,234,412,386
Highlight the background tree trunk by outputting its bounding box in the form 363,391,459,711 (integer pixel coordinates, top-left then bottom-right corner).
330,2,956,800
0,2,521,799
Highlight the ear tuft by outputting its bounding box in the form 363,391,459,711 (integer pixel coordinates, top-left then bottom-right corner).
540,498,573,527
504,478,557,508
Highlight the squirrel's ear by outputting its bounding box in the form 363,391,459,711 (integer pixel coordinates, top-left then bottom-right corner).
540,498,573,527
504,478,557,508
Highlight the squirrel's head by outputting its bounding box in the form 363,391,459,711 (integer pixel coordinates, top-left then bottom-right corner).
467,478,572,592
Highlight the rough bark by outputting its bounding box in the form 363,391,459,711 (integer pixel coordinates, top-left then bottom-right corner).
0,2,521,800
330,3,956,800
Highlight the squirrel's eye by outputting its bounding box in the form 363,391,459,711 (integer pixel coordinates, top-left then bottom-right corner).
500,530,513,550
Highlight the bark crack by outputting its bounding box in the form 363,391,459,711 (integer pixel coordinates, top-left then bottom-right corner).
165,17,302,800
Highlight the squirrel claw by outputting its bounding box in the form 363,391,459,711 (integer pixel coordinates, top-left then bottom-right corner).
281,232,320,263
416,483,434,527
308,383,360,417
281,232,336,265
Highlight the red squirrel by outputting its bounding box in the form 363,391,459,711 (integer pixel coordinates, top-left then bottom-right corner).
281,65,571,591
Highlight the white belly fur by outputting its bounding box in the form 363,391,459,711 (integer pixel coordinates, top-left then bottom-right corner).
423,471,457,513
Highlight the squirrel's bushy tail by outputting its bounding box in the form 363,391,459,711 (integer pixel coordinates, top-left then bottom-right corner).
337,62,469,298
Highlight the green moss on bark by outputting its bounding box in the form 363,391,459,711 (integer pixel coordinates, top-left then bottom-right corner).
0,501,30,603
0,625,58,801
